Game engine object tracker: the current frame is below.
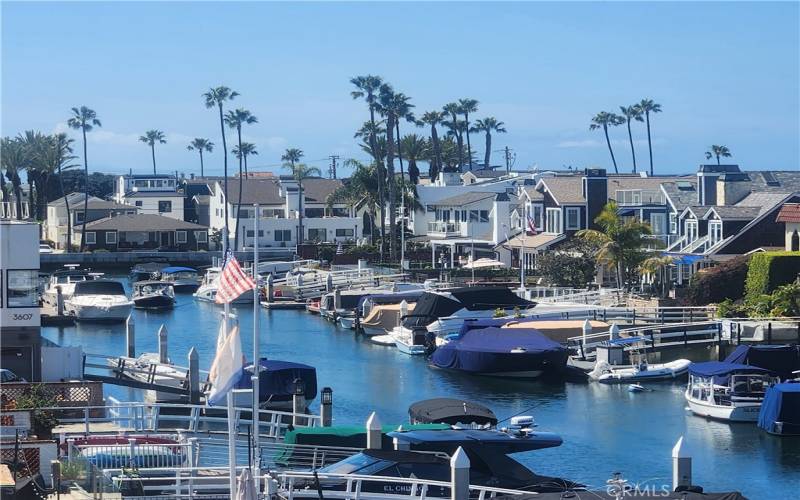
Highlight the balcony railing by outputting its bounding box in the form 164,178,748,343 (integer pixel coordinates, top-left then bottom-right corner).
615,189,665,206
427,221,461,235
0,201,30,220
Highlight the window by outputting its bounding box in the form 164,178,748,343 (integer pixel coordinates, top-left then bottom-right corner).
158,201,172,213
245,230,265,238
546,208,562,234
565,207,581,230
479,210,489,223
275,229,292,242
106,231,117,244
75,211,85,223
669,213,677,233
126,210,136,215
461,210,467,222
6,270,38,308
196,231,208,243
469,210,479,222
531,204,543,229
308,228,326,241
305,208,325,218
426,205,436,213
238,208,252,218
135,201,142,207
709,221,723,245
176,230,187,244
336,228,354,237
685,219,698,243
85,232,96,244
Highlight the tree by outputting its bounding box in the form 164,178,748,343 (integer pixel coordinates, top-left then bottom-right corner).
67,106,101,250
470,117,506,170
640,255,675,297
705,145,732,165
577,201,652,289
350,75,386,261
638,99,662,176
232,142,257,177
187,138,214,177
619,105,644,173
1,137,26,220
139,130,167,175
376,84,401,260
327,159,380,243
282,152,320,246
537,239,599,287
590,112,625,174
34,134,78,249
442,102,464,170
17,131,48,221
203,86,238,248
419,111,445,180
224,108,258,251
399,134,429,185
458,99,479,170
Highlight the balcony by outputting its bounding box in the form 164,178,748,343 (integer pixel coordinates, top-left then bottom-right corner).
615,190,665,206
427,221,461,237
1,201,30,220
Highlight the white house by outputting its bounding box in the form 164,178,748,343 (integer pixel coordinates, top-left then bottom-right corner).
45,193,138,248
113,174,185,221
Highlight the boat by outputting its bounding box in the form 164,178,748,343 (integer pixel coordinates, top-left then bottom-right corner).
430,326,569,379
41,265,100,308
107,352,186,401
392,327,431,355
370,334,397,346
65,279,134,322
132,281,175,309
457,317,610,345
685,361,778,422
724,344,800,381
361,302,416,336
359,290,424,317
129,261,169,282
194,267,254,304
628,384,649,393
305,298,321,314
234,358,317,411
160,266,200,293
758,381,800,435
588,337,691,384
408,398,498,427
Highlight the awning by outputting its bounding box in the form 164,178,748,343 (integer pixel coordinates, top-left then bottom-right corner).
663,253,704,265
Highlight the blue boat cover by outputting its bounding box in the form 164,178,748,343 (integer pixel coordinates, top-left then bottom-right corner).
757,382,800,435
724,344,800,381
235,359,318,402
688,361,773,384
161,266,197,273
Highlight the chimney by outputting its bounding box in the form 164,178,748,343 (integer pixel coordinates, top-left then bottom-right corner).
697,164,740,206
492,192,510,244
716,172,751,206
583,168,607,230
281,177,300,218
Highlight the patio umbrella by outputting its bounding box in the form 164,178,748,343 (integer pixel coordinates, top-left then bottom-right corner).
234,467,258,500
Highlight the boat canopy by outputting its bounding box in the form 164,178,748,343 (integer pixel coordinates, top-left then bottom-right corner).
358,290,424,308
724,344,800,381
161,266,197,274
757,382,800,435
438,327,564,355
449,287,534,311
688,361,773,384
402,292,463,327
236,359,318,402
72,280,126,296
408,398,497,427
361,303,415,331
282,423,448,449
387,429,563,453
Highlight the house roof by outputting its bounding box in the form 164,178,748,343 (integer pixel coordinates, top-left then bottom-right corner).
223,179,283,205
538,176,586,205
79,214,207,232
661,180,698,212
49,193,98,207
84,200,137,211
735,191,797,217
704,206,761,221
431,192,497,206
607,175,690,192
497,232,565,250
521,186,545,201
776,203,800,223
125,174,176,179
464,169,506,179
301,178,345,203
698,164,741,173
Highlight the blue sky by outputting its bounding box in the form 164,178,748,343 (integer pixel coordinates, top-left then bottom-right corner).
2,1,798,177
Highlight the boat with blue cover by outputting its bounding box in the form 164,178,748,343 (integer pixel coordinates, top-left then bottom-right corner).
758,381,800,435
234,358,317,410
160,266,200,293
685,361,778,422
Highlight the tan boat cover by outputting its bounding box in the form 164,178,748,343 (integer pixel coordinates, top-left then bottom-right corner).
501,319,609,343
361,303,416,331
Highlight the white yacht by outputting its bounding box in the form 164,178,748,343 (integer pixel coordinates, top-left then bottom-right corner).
685,362,778,422
193,267,255,304
41,266,101,308
65,279,134,322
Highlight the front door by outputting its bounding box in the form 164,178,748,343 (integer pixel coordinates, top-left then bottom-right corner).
160,231,171,247
650,213,666,235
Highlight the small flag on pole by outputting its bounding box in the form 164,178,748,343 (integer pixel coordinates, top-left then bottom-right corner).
206,321,244,406
526,215,538,235
215,251,256,304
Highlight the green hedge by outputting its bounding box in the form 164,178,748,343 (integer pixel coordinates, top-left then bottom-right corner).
744,251,800,299
687,255,749,306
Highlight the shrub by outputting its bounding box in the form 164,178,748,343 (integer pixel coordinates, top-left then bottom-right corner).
537,239,598,288
687,255,749,306
745,251,800,299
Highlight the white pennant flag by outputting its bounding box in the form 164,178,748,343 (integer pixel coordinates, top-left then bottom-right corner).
206,320,244,406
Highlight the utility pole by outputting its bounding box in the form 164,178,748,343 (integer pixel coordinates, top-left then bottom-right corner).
328,155,340,179
503,147,514,173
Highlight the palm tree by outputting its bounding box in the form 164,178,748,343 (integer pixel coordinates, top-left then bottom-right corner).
577,201,652,289
443,102,464,170
705,145,732,165
232,142,258,177
470,117,506,170
224,108,258,251
281,148,304,168
203,86,238,248
376,84,402,259
67,106,101,250
458,99,479,171
638,99,662,176
619,105,644,173
399,134,429,185
1,137,26,220
17,131,48,221
327,159,380,243
139,130,167,175
187,138,214,177
350,75,386,260
35,134,78,249
419,111,445,180
590,112,625,174
282,154,320,246
641,255,675,297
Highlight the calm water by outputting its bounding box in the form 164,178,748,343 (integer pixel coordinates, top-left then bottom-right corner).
43,279,800,498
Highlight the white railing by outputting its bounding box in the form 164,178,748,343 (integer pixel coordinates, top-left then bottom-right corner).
69,438,198,470
567,321,722,358
0,200,30,219
427,221,461,235
524,287,624,306
615,189,665,206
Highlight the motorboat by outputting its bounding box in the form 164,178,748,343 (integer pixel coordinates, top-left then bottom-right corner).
430,326,569,379
588,337,690,384
393,327,432,356
107,352,187,401
193,267,255,304
758,381,800,435
457,317,610,345
370,334,397,346
132,281,175,309
65,279,133,322
160,266,200,293
358,290,424,317
724,344,800,381
129,261,169,282
685,361,778,422
361,302,416,336
234,358,317,411
408,398,498,428
305,298,321,314
41,265,100,308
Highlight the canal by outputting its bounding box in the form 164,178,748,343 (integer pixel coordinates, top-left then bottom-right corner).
43,283,800,498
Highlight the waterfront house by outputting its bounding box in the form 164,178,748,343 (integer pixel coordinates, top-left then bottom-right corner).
75,213,209,251
113,173,186,221
776,203,800,251
44,193,138,249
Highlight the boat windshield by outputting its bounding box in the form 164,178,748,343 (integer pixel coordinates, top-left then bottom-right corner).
320,454,393,476
73,280,126,296
55,274,89,284
731,374,775,395
166,271,196,280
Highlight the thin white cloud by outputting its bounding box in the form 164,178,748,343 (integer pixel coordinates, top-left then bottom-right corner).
556,139,602,148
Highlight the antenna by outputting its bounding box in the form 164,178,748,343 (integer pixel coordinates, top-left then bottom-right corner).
328,155,340,179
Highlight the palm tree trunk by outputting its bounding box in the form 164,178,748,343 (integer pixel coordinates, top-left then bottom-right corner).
716,154,720,166
298,176,304,246
151,144,157,175
395,123,406,252
484,131,492,170
368,104,385,262
385,113,397,261
626,120,637,173
616,261,624,290
464,114,473,170
218,103,229,249
603,125,619,174
199,150,204,177
244,154,248,177
59,166,72,250
81,127,89,250
645,112,654,176
234,126,244,252
431,125,442,179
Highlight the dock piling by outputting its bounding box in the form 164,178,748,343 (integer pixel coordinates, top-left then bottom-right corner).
672,436,692,491
188,347,200,404
320,387,333,427
366,412,381,450
581,319,591,358
450,446,470,500
158,325,168,364
126,315,135,358
333,287,341,311
326,273,333,293
266,274,274,303
56,285,64,316
292,378,306,426
609,323,620,341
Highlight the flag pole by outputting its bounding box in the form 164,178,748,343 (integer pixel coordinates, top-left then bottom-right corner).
222,227,237,496
252,203,260,467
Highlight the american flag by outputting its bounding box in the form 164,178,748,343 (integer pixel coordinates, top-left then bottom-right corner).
527,214,538,235
215,251,256,304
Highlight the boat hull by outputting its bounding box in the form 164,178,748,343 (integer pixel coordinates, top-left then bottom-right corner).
431,351,566,379
685,391,762,422
68,302,133,322
395,340,427,355
361,325,386,337
133,295,175,310
338,316,356,329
